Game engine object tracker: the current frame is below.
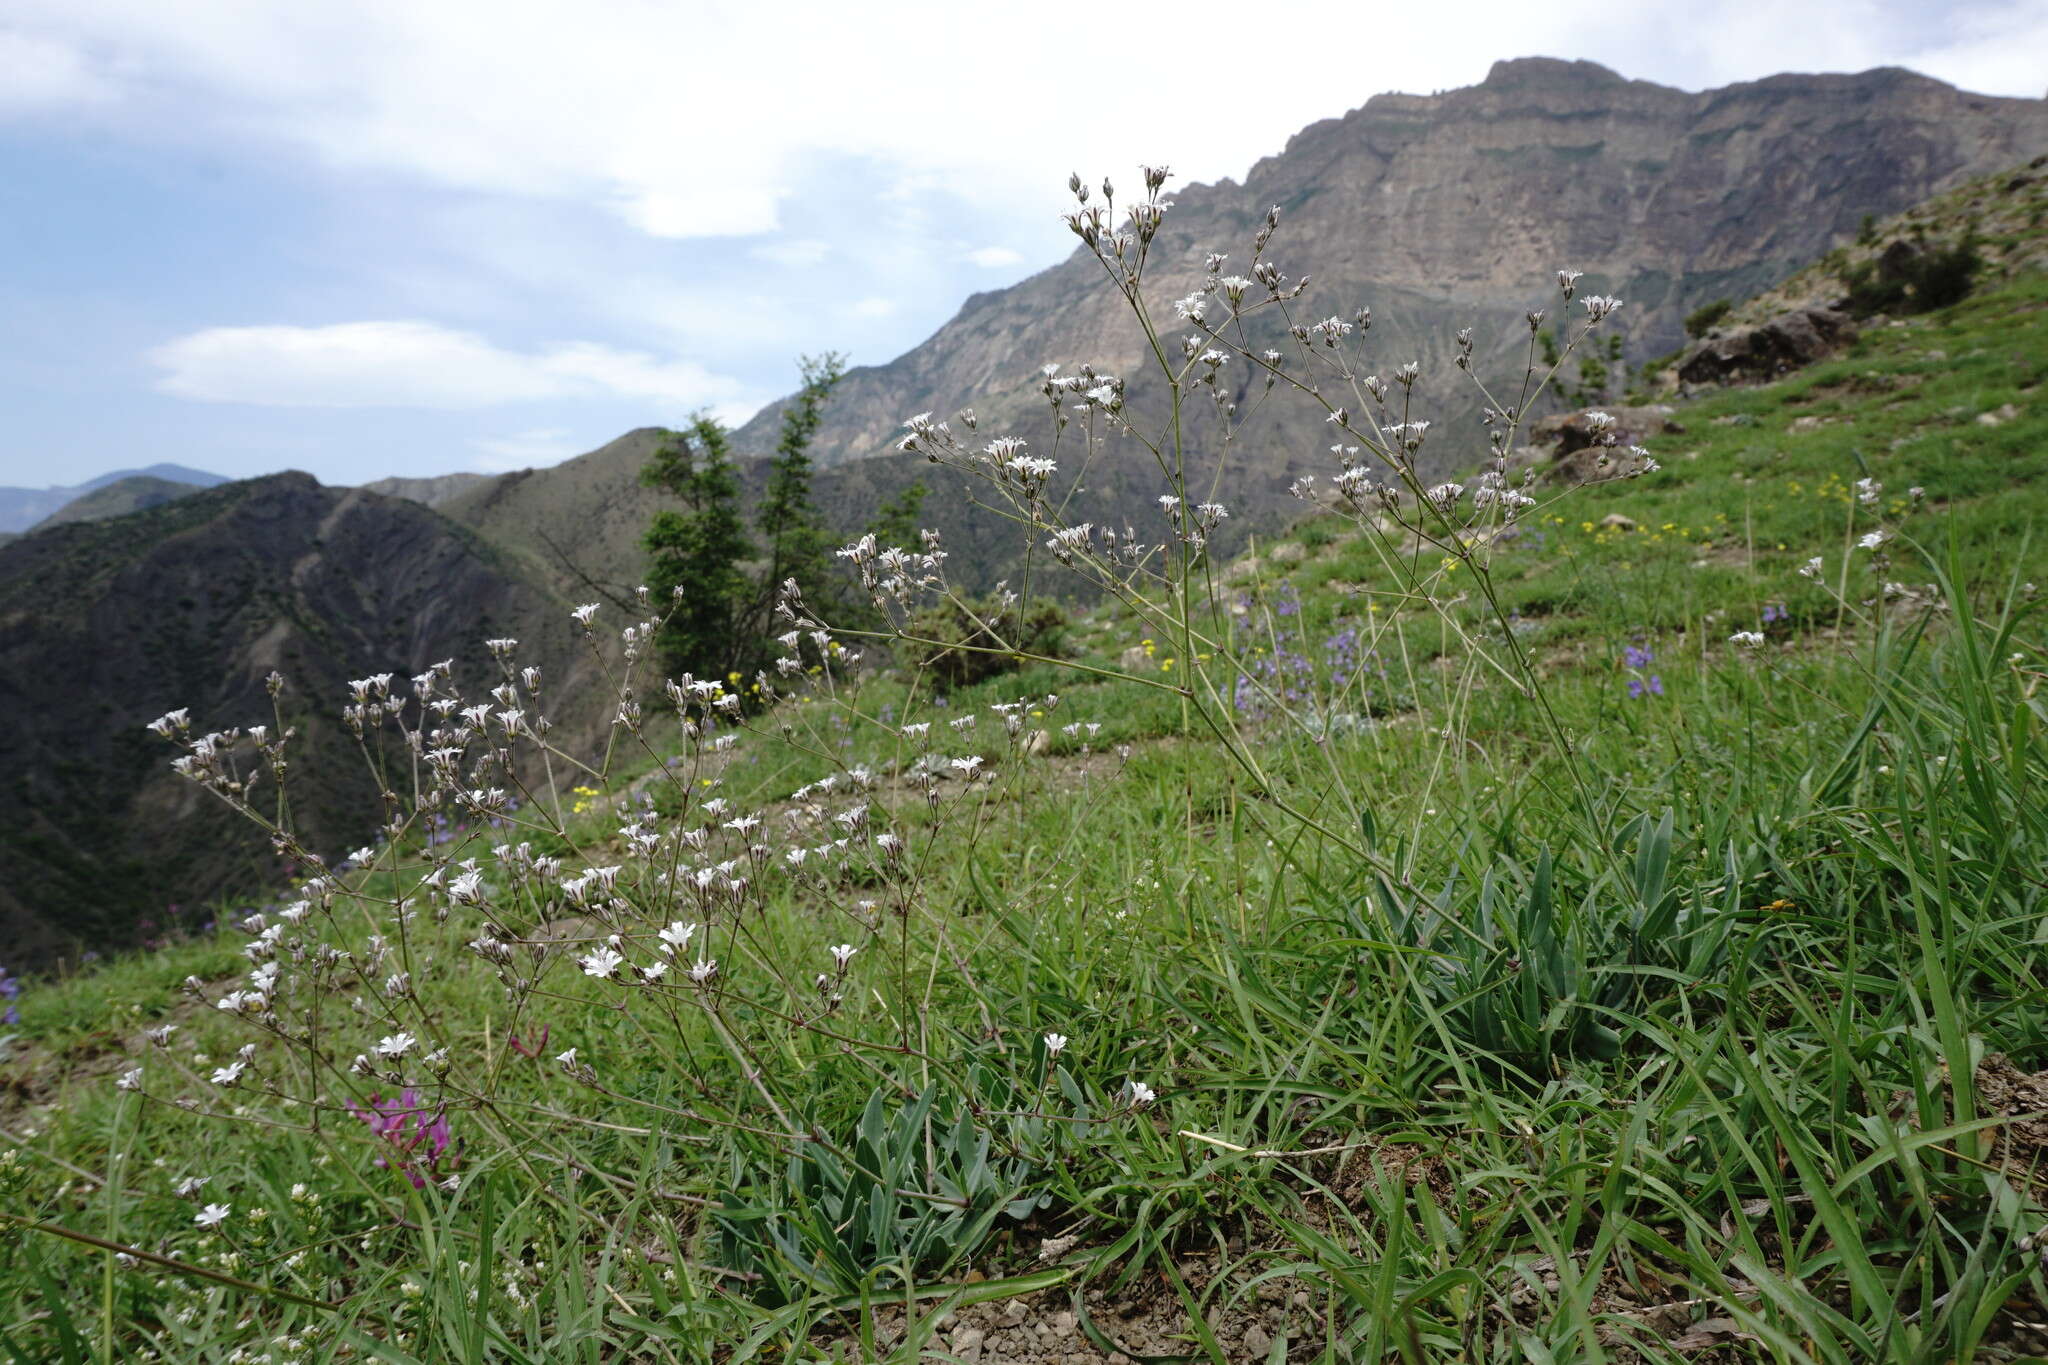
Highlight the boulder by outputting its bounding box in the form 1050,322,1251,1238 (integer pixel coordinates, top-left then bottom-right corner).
1533,405,1684,456
1533,405,1683,482
1676,307,1859,385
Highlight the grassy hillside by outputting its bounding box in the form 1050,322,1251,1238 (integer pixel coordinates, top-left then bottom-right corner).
3,202,2048,1362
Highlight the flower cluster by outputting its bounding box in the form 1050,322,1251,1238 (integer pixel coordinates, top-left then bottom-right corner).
350,1089,457,1191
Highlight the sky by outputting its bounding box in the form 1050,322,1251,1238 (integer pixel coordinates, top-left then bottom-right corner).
1,1,2044,491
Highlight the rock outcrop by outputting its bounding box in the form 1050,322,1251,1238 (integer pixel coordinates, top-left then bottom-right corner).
1675,307,1862,385
1532,405,1687,481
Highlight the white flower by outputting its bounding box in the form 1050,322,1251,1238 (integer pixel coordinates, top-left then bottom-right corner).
174,1176,211,1198
116,1067,143,1091
657,921,698,954
1729,631,1765,647
375,1031,416,1059
689,958,719,985
1858,529,1890,551
1043,1032,1068,1056
1854,477,1881,505
1799,556,1824,579
950,755,985,777
829,944,857,969
571,603,600,626
448,870,484,905
194,1203,232,1228
209,1061,247,1086
1126,1080,1157,1106
579,946,625,980
555,1048,578,1067
641,960,669,982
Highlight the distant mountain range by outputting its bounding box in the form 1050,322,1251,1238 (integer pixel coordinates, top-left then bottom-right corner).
0,463,229,534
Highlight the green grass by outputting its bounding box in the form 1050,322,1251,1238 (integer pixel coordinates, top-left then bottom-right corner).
5,272,2048,1363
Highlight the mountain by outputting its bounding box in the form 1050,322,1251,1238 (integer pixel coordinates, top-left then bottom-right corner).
0,473,605,965
31,474,209,531
725,59,2048,511
377,60,2048,604
361,471,490,509
0,463,230,534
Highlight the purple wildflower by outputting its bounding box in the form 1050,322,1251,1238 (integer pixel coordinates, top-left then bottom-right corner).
350,1089,455,1189
0,963,18,1027
1622,641,1662,701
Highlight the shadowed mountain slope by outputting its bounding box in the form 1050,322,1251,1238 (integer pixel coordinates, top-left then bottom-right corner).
0,473,604,964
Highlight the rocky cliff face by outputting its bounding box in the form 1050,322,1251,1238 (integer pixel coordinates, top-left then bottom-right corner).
730,59,2048,498
0,474,604,964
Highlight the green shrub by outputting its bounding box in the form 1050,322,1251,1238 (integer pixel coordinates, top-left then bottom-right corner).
1683,298,1733,337
1844,232,1981,317
904,596,1068,690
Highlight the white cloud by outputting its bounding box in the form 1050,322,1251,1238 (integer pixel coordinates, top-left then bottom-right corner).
469,427,585,472
846,297,897,319
0,28,116,110
13,1,2042,246
966,245,1025,268
149,320,749,410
